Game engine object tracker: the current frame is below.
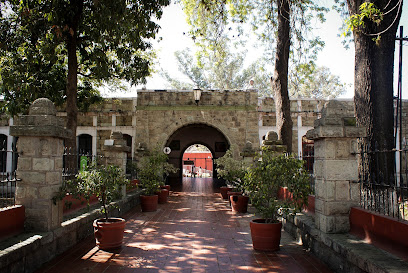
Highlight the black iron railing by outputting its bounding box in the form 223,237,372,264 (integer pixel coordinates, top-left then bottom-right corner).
301,146,315,194
358,143,408,221
0,146,19,208
62,148,105,182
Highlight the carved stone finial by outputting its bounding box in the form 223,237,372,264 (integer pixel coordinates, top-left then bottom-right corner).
321,100,353,118
29,98,57,116
265,131,278,142
261,131,286,153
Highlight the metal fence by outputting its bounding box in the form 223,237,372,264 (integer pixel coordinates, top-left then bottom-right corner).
301,143,315,194
358,143,408,221
0,145,19,208
62,148,137,182
62,148,109,182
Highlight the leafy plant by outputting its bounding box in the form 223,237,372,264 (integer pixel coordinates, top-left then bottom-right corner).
54,162,129,221
244,148,311,223
137,147,178,196
215,147,248,192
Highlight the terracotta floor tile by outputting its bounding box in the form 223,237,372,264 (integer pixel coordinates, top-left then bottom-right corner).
35,178,333,273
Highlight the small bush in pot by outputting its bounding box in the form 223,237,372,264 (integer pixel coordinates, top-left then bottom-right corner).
244,148,311,250
137,147,178,210
215,147,248,198
215,147,250,211
55,161,129,250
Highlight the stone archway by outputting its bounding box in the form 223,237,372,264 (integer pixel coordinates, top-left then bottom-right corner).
165,123,230,182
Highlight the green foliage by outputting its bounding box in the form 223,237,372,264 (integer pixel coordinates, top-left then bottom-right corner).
179,0,328,81
0,0,169,116
244,149,311,223
54,162,129,221
161,47,272,94
289,63,349,99
345,2,383,34
215,146,248,192
137,147,178,196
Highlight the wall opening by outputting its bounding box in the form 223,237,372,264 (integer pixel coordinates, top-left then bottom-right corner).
165,123,230,183
182,144,213,178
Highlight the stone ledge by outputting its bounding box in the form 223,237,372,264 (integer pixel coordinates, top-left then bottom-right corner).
283,213,408,273
0,190,142,273
10,125,72,139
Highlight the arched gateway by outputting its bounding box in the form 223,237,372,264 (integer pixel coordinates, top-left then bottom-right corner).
134,89,259,181
166,123,229,181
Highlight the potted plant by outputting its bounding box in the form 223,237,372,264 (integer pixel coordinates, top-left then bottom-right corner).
57,162,129,250
244,148,311,251
137,147,178,210
215,147,249,212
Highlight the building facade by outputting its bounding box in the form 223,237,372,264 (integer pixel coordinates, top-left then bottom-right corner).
0,90,406,177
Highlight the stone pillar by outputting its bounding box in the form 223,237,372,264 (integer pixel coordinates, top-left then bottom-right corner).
103,131,130,170
103,132,131,198
10,98,71,232
306,101,366,233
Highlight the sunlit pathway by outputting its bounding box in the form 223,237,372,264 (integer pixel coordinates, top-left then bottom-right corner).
36,177,333,273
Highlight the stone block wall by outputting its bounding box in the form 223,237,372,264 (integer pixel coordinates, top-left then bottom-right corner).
134,108,259,155
0,116,10,127
136,89,258,107
134,90,259,155
77,113,94,126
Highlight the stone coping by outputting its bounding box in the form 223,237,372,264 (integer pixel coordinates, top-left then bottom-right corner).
0,190,142,273
283,213,408,273
137,89,257,93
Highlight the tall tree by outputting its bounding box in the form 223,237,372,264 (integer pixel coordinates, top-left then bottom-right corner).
272,0,292,152
344,0,403,181
180,0,326,153
1,0,169,152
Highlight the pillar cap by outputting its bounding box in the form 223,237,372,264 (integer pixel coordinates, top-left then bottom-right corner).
10,98,72,139
306,100,366,140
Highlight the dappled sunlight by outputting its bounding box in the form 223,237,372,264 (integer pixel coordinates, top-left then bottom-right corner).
36,176,333,272
127,242,166,251
142,227,157,234
80,246,100,260
174,207,191,212
177,219,205,223
81,247,115,263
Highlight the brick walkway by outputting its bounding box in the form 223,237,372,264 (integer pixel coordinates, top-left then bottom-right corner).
36,178,333,273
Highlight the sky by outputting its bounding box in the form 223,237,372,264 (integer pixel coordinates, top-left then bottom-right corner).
102,0,408,99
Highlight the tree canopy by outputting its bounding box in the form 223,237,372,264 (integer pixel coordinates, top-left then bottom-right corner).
179,0,327,152
0,0,169,150
162,47,348,99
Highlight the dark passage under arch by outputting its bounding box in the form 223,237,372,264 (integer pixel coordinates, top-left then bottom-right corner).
165,123,230,183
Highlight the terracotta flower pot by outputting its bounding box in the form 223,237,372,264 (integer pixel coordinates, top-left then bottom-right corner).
220,186,232,199
160,185,171,196
157,189,169,204
250,219,282,251
230,195,249,213
93,218,126,250
140,194,159,212
227,191,242,206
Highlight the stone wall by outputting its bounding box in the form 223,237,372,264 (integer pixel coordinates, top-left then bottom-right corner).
135,90,259,155
137,89,258,107
3,93,408,164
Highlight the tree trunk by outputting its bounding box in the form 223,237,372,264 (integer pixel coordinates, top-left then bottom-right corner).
272,0,293,153
64,0,83,171
65,33,78,170
348,0,402,184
